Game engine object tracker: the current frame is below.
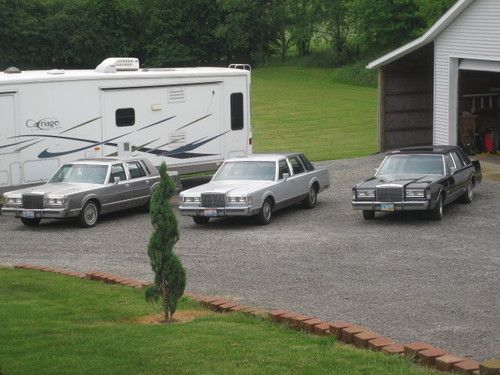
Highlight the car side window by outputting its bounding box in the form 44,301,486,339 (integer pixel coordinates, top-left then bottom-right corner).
451,151,464,169
288,156,305,175
278,160,291,179
299,154,315,172
444,154,455,174
458,149,472,165
127,161,146,179
109,163,127,182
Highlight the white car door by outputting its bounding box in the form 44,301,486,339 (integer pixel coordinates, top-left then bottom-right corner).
287,156,308,198
274,159,295,205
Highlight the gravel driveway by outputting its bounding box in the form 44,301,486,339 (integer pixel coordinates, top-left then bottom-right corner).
1,154,499,361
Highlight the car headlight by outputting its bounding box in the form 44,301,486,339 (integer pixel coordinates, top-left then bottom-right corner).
182,196,200,203
227,196,251,204
405,189,425,199
45,196,67,207
5,196,22,206
356,189,375,198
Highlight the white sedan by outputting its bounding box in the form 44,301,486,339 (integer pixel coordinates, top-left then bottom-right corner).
179,153,330,225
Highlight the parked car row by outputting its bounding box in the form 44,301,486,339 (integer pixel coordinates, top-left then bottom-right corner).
1,146,481,227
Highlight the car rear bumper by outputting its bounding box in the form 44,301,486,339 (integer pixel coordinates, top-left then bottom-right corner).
1,206,80,219
352,200,432,211
179,205,258,217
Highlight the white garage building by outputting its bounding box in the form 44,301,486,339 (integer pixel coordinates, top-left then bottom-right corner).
368,0,500,153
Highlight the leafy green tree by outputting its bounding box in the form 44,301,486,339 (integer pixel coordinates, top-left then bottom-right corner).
317,0,349,53
416,0,456,28
145,163,186,322
289,0,318,56
143,0,223,66
347,0,425,57
216,0,279,63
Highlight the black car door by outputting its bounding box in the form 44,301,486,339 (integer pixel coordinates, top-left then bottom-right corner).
449,151,469,198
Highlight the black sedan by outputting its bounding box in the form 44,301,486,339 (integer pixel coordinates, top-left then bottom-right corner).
352,146,482,220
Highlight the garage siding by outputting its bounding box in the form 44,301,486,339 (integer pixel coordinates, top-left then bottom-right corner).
434,0,500,145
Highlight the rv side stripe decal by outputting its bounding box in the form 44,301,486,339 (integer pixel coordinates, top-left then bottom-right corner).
60,116,101,134
0,139,33,149
100,81,222,91
34,115,175,158
175,113,212,131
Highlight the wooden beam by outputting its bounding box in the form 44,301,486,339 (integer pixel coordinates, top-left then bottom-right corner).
378,68,386,152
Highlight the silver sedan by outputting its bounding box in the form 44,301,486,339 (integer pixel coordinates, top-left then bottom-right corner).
1,157,160,227
179,153,330,225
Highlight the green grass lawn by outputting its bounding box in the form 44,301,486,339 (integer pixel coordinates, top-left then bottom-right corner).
0,268,439,375
251,66,378,161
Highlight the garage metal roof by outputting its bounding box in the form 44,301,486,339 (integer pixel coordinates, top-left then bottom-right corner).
367,0,475,69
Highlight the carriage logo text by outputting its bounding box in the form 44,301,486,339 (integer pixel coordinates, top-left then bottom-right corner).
26,118,61,131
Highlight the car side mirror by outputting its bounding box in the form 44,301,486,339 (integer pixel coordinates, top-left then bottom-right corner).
282,173,290,180
113,176,121,184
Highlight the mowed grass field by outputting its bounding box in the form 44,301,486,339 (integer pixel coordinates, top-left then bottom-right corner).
0,268,439,375
251,66,378,161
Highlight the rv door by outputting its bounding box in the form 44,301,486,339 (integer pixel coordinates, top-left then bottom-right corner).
101,84,224,170
0,93,21,186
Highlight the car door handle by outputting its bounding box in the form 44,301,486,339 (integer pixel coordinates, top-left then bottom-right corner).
125,183,130,187
146,180,150,185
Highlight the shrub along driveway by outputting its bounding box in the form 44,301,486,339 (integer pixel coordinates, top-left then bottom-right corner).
0,155,498,361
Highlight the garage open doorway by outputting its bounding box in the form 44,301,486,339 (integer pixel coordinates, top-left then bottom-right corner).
458,62,500,155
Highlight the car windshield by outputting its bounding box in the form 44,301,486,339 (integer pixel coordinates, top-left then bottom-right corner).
48,164,109,184
212,161,276,181
377,155,444,177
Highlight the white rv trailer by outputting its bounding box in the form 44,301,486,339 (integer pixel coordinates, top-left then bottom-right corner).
0,58,252,189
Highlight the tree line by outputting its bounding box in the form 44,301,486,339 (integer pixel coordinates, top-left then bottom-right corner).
0,0,456,70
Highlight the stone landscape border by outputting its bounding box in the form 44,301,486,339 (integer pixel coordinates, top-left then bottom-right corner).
9,264,500,375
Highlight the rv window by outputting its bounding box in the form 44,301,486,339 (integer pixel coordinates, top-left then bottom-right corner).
230,93,244,130
127,161,146,179
116,108,135,127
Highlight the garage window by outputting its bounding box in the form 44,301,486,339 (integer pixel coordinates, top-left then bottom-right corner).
230,93,244,130
116,108,135,127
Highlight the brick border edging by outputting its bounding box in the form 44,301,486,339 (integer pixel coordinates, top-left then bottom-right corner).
10,264,497,375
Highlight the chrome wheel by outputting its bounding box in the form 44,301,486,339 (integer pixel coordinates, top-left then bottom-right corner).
460,180,474,203
79,201,99,228
310,187,317,205
263,201,272,221
303,185,318,209
84,203,98,226
430,194,443,221
467,181,474,201
257,198,273,225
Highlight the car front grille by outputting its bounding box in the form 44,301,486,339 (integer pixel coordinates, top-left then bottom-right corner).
376,187,403,202
22,194,44,209
201,193,226,208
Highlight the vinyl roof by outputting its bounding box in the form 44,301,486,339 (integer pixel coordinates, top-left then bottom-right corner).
226,153,300,162
367,0,475,69
389,145,459,155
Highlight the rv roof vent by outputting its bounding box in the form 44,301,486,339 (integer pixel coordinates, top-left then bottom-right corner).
47,69,64,75
4,67,21,74
95,57,139,73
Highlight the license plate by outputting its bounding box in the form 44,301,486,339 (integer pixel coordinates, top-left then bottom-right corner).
21,210,35,218
203,209,218,217
380,203,394,212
